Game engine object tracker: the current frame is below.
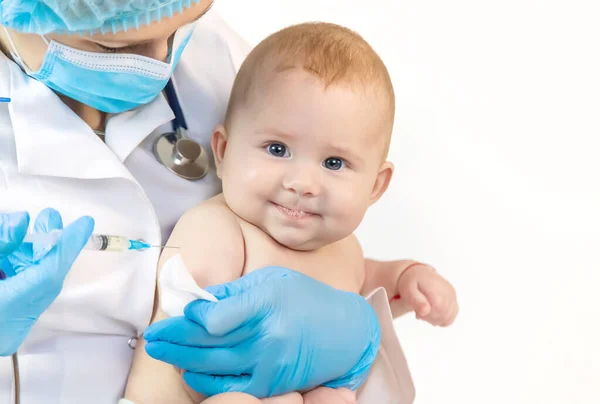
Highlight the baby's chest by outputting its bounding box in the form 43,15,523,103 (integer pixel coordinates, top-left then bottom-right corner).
240,230,362,294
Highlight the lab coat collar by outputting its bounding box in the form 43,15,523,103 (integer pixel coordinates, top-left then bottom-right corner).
104,93,174,163
4,58,174,180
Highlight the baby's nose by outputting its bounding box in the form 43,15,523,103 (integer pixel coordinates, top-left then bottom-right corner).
282,165,321,197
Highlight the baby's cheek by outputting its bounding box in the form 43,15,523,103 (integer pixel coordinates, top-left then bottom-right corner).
330,196,368,231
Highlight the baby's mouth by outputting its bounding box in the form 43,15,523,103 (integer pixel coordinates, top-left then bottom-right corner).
274,203,315,219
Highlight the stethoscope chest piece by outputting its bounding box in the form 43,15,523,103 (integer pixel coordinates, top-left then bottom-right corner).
155,78,210,180
153,129,210,180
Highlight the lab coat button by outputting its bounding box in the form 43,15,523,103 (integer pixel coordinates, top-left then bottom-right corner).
128,337,138,349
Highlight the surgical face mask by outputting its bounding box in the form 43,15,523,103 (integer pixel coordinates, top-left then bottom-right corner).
3,23,196,113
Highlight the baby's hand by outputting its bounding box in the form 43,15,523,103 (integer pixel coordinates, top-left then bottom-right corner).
397,264,458,326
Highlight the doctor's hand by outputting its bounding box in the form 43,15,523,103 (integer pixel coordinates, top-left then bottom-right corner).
397,263,458,327
144,267,381,399
0,209,94,356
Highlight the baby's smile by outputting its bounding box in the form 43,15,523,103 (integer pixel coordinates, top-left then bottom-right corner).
271,202,318,220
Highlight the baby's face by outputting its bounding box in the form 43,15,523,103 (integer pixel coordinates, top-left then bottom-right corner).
215,69,393,251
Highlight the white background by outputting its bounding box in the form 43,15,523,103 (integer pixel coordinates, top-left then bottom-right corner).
214,1,600,403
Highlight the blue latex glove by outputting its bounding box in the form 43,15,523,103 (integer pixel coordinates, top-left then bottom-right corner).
0,209,94,356
144,267,381,398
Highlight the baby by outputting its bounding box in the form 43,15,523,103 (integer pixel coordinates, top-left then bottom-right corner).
125,22,458,403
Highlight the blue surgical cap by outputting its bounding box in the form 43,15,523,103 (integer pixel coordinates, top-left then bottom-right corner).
0,0,202,35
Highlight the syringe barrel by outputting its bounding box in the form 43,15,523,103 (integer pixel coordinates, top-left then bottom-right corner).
23,231,132,252
85,234,130,252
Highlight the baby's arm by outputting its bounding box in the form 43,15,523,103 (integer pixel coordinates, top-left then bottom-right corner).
124,198,247,403
362,256,458,324
361,258,424,318
347,233,440,319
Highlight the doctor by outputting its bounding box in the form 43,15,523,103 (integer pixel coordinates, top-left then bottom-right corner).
0,0,433,402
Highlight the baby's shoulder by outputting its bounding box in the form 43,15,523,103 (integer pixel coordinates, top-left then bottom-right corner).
163,194,246,285
170,194,244,248
182,193,237,223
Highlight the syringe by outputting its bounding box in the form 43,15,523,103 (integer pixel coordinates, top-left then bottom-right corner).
23,230,177,252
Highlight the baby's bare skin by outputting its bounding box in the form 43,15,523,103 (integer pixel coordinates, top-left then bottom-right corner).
203,388,356,404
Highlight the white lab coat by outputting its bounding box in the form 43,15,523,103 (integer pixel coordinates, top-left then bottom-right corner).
0,9,414,404
0,9,249,404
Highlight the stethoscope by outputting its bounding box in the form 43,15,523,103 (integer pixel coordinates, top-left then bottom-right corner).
153,79,210,180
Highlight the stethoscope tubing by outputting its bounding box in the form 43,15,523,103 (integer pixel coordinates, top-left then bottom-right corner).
164,79,188,131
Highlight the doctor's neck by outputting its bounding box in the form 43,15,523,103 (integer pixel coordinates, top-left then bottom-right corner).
59,95,107,133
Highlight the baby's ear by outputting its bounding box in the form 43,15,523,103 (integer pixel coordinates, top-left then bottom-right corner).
369,161,394,205
211,125,228,179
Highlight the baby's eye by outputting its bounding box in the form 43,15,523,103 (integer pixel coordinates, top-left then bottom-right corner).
323,157,345,171
266,143,290,158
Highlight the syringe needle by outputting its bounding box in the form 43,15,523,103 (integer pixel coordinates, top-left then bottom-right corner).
150,245,180,249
